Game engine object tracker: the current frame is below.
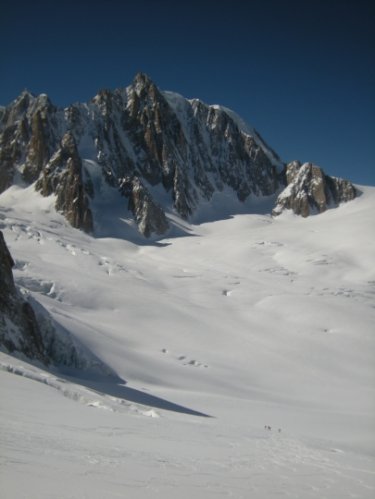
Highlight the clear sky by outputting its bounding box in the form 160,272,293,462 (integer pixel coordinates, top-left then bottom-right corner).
1,0,374,185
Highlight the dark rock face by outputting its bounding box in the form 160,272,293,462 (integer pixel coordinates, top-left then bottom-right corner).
0,231,101,368
120,176,169,237
0,74,357,236
325,174,357,205
0,98,31,192
273,161,357,217
36,133,93,232
23,110,50,183
0,231,46,362
0,231,16,300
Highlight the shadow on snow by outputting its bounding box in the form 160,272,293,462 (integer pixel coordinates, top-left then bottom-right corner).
68,373,212,418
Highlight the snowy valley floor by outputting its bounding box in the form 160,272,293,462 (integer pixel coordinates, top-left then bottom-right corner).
1,185,375,498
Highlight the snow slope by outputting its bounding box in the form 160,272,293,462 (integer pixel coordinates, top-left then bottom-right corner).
0,184,374,498
163,90,282,168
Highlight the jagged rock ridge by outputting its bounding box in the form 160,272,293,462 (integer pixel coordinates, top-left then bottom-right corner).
0,73,357,236
273,161,357,217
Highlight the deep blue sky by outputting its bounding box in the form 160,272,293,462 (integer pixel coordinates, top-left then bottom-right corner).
1,0,374,185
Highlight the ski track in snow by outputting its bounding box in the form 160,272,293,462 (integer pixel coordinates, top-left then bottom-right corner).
0,185,375,498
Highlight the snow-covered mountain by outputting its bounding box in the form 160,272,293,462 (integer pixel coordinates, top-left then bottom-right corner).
0,73,356,238
0,74,372,498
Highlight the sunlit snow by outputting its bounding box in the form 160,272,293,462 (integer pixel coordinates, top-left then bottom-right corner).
0,183,374,498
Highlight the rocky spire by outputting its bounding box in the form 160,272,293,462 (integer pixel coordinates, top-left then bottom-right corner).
132,72,156,93
36,132,93,233
120,176,169,237
23,110,51,182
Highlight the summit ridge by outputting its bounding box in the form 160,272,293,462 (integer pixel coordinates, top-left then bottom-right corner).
0,73,357,238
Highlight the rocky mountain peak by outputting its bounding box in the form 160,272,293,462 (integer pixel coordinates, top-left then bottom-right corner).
91,88,116,113
15,89,35,108
128,72,167,115
8,91,55,125
0,74,358,238
132,72,156,92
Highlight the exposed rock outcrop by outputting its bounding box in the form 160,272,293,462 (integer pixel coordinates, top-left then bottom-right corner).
0,231,103,369
0,231,47,362
0,231,16,300
120,176,169,237
36,132,93,232
273,161,357,217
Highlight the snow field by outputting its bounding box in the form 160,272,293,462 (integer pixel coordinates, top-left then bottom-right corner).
0,184,374,498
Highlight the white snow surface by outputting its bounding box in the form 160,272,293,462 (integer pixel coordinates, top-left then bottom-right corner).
163,90,282,168
0,183,374,498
